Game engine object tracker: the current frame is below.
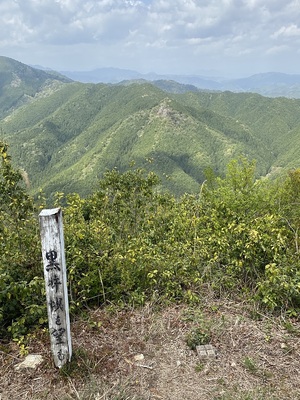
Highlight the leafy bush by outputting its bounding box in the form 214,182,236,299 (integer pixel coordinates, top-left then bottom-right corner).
0,142,45,339
59,159,300,314
2,147,300,340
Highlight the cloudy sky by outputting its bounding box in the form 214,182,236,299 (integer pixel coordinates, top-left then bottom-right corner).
1,0,300,77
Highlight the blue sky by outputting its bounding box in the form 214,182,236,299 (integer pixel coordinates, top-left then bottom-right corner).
1,0,300,77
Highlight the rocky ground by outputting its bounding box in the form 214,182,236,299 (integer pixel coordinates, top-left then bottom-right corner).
1,295,300,400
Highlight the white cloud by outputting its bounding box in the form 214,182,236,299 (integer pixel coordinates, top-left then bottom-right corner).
0,0,300,76
272,24,300,39
266,45,289,55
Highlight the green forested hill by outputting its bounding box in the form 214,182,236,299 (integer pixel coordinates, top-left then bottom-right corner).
1,58,300,200
178,91,300,172
0,56,71,118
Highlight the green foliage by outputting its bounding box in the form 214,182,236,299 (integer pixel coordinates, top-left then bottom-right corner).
3,145,300,340
51,161,300,316
0,142,45,339
243,357,259,374
197,158,287,288
186,325,211,350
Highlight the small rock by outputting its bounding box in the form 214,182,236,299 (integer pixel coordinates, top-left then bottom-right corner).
15,354,44,371
134,354,144,361
176,360,181,367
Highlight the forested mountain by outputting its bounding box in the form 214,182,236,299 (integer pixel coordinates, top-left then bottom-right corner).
1,56,300,200
0,56,71,118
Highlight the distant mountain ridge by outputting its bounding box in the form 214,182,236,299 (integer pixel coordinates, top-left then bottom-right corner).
60,67,300,98
29,58,300,98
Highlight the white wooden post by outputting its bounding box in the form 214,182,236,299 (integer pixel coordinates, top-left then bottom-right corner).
39,208,72,368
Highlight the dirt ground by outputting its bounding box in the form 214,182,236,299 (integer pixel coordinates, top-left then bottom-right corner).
1,295,300,400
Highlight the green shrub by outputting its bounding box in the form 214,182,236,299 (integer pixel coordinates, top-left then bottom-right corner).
0,142,45,339
2,149,300,341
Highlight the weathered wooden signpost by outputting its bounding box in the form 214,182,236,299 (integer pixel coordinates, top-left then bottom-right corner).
39,208,72,368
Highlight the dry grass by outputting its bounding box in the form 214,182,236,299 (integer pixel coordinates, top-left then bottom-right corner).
1,297,300,400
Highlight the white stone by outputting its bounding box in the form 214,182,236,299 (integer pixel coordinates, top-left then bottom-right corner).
15,354,44,371
134,354,144,361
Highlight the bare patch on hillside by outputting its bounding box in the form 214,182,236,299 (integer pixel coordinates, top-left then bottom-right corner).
155,99,183,126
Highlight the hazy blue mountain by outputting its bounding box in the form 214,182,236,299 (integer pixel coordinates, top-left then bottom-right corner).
223,72,300,97
59,67,146,83
59,67,224,89
60,67,300,98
